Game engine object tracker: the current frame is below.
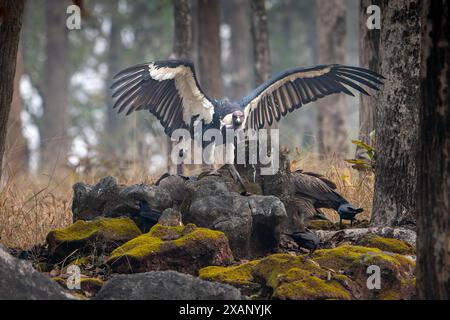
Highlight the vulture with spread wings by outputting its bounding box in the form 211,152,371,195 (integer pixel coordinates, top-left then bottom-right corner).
111,60,383,192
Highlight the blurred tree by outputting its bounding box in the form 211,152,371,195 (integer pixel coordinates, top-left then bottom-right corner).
103,1,126,154
371,0,420,227
417,0,449,300
0,0,25,182
315,0,349,158
6,44,28,177
358,0,379,144
174,0,193,60
223,0,252,100
169,0,193,174
267,0,315,150
40,0,72,174
197,0,221,98
250,0,270,86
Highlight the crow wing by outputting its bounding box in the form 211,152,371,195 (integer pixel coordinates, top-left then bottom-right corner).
111,60,215,136
240,65,384,130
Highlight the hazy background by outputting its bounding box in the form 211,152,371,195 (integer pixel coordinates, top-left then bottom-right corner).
10,0,360,179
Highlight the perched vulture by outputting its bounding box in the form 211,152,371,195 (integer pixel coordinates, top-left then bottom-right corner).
111,60,383,191
292,170,363,227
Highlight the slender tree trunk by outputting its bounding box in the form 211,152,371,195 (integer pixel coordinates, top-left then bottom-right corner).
40,0,71,174
197,0,221,98
172,0,193,174
416,0,449,300
358,0,380,143
0,0,25,182
104,1,123,154
250,0,270,86
6,44,28,176
174,0,192,60
371,0,420,227
315,0,348,158
238,0,271,187
228,0,252,100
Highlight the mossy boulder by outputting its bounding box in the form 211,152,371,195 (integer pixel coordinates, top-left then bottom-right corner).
199,245,415,300
46,217,142,260
199,260,261,296
358,234,415,255
106,223,234,274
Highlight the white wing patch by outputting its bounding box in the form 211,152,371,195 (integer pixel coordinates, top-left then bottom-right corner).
243,67,332,122
148,63,214,124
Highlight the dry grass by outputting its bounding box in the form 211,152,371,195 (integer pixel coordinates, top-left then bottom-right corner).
0,168,156,250
0,152,374,250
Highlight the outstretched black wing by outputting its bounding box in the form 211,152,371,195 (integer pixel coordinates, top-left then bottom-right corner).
240,65,384,130
111,60,215,136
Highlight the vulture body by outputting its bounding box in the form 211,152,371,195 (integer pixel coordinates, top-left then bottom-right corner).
111,59,383,192
111,59,383,140
291,170,363,227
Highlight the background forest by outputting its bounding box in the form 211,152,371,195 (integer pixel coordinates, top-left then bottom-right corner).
0,0,448,300
1,0,367,246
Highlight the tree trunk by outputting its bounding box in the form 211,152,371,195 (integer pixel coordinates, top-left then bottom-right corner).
237,0,271,187
416,0,449,300
40,0,71,174
371,0,420,227
315,0,348,158
174,0,192,60
172,0,193,174
358,0,380,143
197,0,221,98
0,0,24,182
104,1,123,154
6,44,28,176
250,0,270,86
228,0,252,100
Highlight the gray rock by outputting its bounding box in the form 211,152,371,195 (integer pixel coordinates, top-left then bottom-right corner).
183,177,287,258
159,207,183,226
72,176,173,229
0,246,71,300
95,270,242,300
315,227,417,247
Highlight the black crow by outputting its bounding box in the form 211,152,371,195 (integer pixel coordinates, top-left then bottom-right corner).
337,202,364,227
111,60,383,192
284,231,320,255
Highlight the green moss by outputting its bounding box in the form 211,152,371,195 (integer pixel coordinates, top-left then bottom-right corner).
274,276,351,300
313,245,415,271
307,220,336,230
108,223,226,261
199,260,260,286
254,254,326,289
109,234,163,260
359,234,415,255
48,217,141,243
197,245,415,300
52,277,104,292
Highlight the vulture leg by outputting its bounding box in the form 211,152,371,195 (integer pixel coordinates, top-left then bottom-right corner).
339,217,343,229
228,164,251,196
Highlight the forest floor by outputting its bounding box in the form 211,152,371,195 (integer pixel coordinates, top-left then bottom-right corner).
0,152,374,250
